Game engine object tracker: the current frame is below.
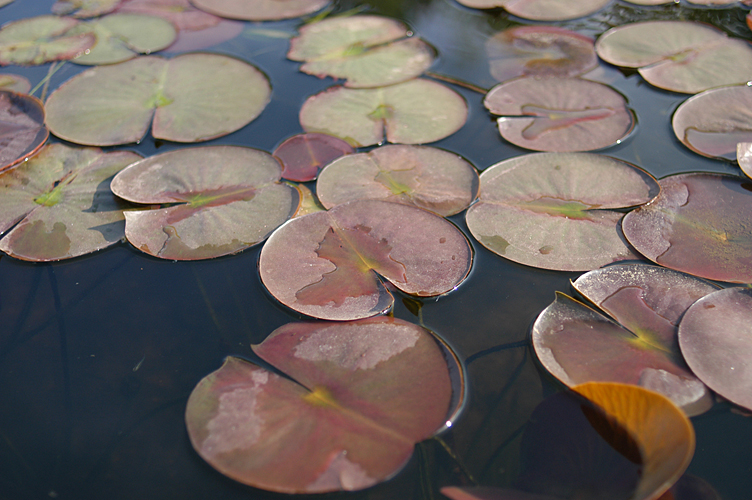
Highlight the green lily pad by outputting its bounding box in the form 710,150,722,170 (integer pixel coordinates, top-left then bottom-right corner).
300,79,467,147
110,146,298,260
273,132,354,182
69,13,177,65
45,53,271,145
316,144,479,217
672,84,752,160
190,0,330,21
0,143,140,261
0,15,96,66
52,0,123,18
117,0,220,30
1,90,48,173
465,153,657,271
484,77,633,152
678,287,752,412
595,21,752,94
622,173,752,283
288,15,435,88
0,73,31,93
259,199,472,321
456,0,610,21
185,317,453,493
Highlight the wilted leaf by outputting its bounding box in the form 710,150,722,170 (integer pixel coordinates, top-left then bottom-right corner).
52,0,122,18
273,132,354,182
0,15,95,66
190,0,330,21
0,90,48,173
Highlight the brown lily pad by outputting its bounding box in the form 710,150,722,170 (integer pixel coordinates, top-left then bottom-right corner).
0,90,48,173
273,132,354,182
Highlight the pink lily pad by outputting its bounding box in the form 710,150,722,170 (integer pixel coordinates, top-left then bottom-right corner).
316,144,479,217
485,26,597,83
678,287,752,412
164,19,243,52
45,53,271,146
672,84,752,160
0,73,31,93
0,143,140,261
52,0,122,18
190,0,330,21
484,77,633,152
0,15,95,66
595,21,752,94
273,132,354,182
455,0,610,21
110,146,298,260
287,15,435,88
259,199,472,321
0,90,48,173
465,152,657,271
300,79,467,147
622,173,752,283
185,317,453,493
532,289,712,415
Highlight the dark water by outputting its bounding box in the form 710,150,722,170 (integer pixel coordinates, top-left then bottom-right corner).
1,1,751,499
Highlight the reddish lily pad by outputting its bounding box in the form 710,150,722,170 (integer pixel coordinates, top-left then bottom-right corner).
273,132,354,182
185,317,453,493
52,0,122,17
259,199,472,321
0,143,140,261
456,0,610,21
485,26,597,83
484,77,633,152
622,173,752,283
288,15,435,88
190,0,330,21
110,146,298,260
0,73,30,93
678,287,752,412
1,90,48,173
0,15,95,66
465,153,657,271
595,21,752,94
45,53,271,145
300,79,467,147
165,19,243,52
316,144,479,217
672,84,752,160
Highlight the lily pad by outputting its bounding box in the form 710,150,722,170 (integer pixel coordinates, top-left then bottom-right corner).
737,142,752,179
0,73,31,93
300,79,467,147
316,144,479,217
595,21,752,94
287,15,435,88
52,0,123,18
0,143,140,261
0,90,48,173
259,199,472,321
68,13,177,65
117,0,220,30
45,53,271,145
273,132,354,182
185,317,453,493
455,0,610,21
484,77,633,152
485,26,597,83
622,173,752,283
672,84,752,160
678,287,752,412
110,146,298,260
0,15,96,66
190,0,330,21
465,153,657,271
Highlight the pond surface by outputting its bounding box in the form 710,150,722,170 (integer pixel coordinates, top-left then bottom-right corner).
1,0,751,499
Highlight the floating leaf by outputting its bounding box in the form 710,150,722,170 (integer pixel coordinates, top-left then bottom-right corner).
465,153,656,271
0,15,95,66
455,0,610,21
0,90,48,173
165,19,243,52
68,13,177,65
595,21,752,94
291,182,325,217
316,144,479,216
190,0,330,21
0,143,140,261
110,146,297,260
300,79,467,147
259,199,472,321
0,73,31,93
484,77,633,152
45,53,271,145
737,142,752,179
185,317,453,493
672,84,752,160
117,0,220,30
273,132,354,182
52,0,122,18
622,173,752,283
678,287,752,412
485,26,597,83
288,15,435,88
